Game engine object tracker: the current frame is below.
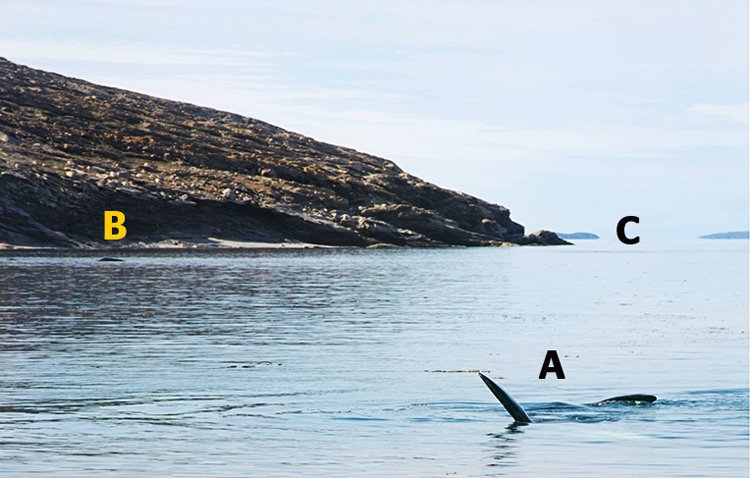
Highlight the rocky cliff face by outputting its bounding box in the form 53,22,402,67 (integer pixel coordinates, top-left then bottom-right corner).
0,58,567,248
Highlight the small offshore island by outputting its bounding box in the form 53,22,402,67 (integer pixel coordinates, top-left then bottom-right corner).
555,232,599,240
699,231,749,239
0,58,568,250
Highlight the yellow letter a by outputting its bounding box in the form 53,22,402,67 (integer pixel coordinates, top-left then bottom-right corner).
104,211,127,240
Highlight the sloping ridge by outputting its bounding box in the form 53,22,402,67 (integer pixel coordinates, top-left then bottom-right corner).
0,57,567,248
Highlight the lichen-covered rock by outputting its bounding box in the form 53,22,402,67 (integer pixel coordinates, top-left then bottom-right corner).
0,57,568,248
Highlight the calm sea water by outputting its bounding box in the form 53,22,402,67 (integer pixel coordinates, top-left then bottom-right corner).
0,240,747,477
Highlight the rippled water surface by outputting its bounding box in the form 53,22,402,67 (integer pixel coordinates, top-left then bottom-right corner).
0,241,747,476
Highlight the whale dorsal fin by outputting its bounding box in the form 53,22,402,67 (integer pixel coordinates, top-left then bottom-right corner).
478,373,532,423
591,394,657,406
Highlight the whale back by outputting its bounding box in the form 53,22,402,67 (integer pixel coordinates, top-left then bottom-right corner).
591,394,657,406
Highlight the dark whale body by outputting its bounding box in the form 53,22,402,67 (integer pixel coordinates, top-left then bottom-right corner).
478,373,656,424
590,394,657,406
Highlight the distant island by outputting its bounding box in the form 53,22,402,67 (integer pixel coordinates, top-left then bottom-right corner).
0,58,569,249
699,231,749,239
555,232,600,240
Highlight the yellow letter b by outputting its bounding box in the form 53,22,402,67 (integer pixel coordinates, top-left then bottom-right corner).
104,211,127,240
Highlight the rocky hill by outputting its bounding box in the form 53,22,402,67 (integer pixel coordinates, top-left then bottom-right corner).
0,58,567,248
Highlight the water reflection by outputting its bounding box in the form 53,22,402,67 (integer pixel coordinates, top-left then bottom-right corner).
486,424,525,469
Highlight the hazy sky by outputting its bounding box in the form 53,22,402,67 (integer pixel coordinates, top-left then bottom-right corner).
2,0,747,238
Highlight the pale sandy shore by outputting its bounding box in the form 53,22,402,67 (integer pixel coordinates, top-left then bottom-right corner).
0,237,524,251
0,237,339,251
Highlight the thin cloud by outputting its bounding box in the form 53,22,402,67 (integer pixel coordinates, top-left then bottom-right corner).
0,40,289,67
688,102,749,124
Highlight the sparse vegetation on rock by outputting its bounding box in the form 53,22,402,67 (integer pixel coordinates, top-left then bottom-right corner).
0,58,568,248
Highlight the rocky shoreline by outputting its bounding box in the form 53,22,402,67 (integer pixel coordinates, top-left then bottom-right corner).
0,58,568,249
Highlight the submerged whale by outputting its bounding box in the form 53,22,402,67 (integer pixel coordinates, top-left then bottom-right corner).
478,372,656,424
